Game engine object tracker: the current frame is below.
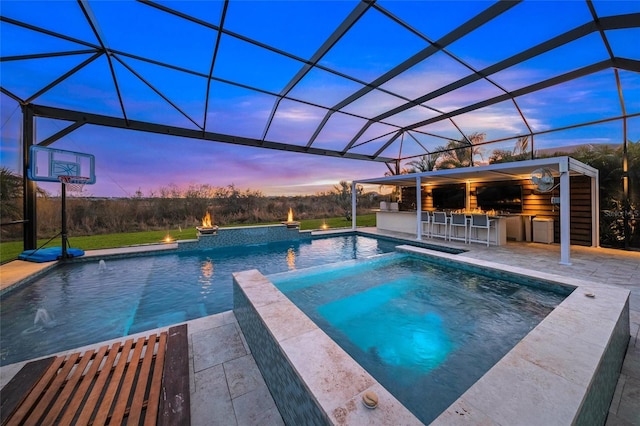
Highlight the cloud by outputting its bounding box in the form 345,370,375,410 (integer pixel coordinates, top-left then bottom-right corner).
274,106,323,122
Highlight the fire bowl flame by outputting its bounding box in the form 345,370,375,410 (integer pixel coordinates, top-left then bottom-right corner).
283,208,299,228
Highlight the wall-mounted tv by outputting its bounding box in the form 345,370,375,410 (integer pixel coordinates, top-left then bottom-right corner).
476,184,523,213
432,184,465,210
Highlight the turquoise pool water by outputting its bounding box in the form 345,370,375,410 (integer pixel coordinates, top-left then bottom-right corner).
0,235,396,366
271,253,570,424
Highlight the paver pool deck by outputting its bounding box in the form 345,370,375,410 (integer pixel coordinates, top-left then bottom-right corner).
1,230,638,425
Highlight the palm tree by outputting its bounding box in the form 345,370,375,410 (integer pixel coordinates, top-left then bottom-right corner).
436,132,485,169
513,135,529,156
489,136,532,164
406,152,440,173
333,180,362,220
570,141,639,248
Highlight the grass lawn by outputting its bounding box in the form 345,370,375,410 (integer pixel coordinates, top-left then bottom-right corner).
0,214,376,264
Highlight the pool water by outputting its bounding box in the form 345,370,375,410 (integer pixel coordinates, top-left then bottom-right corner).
271,253,569,424
0,235,396,366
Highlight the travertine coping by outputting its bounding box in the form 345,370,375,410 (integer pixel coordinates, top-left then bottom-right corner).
395,245,630,425
232,269,423,425
0,261,57,294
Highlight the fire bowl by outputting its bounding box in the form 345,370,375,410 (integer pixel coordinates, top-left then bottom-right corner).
196,226,219,235
282,222,300,229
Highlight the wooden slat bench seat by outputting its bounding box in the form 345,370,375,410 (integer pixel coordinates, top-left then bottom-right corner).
1,324,190,426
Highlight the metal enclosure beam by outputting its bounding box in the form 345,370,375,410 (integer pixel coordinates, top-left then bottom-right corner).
401,60,613,132
30,104,395,163
351,181,357,231
22,105,37,250
329,0,521,153
263,0,372,141
38,122,86,146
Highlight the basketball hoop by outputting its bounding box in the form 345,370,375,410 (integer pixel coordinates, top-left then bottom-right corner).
58,175,90,193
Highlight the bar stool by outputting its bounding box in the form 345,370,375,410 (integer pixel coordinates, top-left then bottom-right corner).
449,213,468,243
431,212,449,240
421,211,431,237
469,214,494,247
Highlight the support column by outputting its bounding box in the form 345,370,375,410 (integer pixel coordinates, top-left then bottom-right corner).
22,104,37,250
591,171,600,247
559,159,571,265
351,181,357,231
465,180,471,211
622,116,630,249
416,176,422,241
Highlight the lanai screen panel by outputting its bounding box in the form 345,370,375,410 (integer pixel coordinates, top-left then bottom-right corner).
1,0,639,166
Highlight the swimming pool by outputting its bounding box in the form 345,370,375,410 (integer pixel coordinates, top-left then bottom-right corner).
0,235,396,366
270,253,570,424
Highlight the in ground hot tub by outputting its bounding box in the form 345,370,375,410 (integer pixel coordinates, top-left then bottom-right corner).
233,246,629,425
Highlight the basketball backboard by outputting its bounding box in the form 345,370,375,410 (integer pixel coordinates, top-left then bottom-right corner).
27,146,96,184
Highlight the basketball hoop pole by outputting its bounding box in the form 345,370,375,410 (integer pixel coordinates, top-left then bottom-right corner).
56,175,89,260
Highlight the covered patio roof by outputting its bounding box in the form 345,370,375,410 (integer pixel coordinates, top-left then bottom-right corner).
353,156,599,265
355,156,598,187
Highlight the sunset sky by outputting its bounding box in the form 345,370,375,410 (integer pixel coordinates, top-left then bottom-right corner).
0,109,387,197
1,0,638,197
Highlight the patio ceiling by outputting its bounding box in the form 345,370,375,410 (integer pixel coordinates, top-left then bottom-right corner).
1,0,639,166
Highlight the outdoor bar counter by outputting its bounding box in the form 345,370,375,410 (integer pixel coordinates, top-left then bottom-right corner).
376,210,421,235
376,209,523,246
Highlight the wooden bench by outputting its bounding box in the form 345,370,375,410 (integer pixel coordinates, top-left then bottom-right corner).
1,324,190,425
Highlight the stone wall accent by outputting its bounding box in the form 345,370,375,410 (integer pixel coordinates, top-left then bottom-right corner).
179,225,312,251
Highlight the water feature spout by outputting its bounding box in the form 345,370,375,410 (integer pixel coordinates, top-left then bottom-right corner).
34,308,56,328
98,260,107,272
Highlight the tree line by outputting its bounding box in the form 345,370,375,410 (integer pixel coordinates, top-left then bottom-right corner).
0,177,378,241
